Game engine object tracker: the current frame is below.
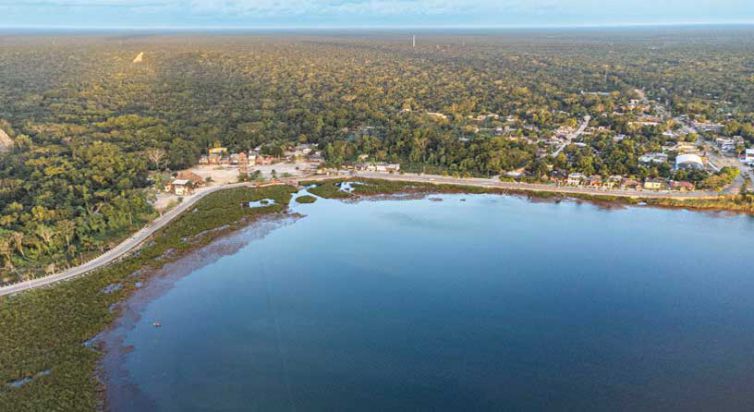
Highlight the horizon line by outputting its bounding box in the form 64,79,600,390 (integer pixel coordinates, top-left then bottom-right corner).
2,21,754,32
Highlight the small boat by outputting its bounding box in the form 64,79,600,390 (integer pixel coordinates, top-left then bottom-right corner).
152,321,161,328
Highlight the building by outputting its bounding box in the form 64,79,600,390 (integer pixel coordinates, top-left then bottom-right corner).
176,171,204,187
715,137,740,154
587,175,603,188
208,147,228,165
671,181,695,192
356,162,401,173
644,178,667,191
255,155,276,166
675,154,705,170
693,121,724,133
605,175,623,189
639,152,668,165
566,173,585,186
167,179,192,196
621,178,642,190
745,149,754,166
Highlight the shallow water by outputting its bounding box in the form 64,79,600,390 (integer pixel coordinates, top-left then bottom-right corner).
104,192,754,411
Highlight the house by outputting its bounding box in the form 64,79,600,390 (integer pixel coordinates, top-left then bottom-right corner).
587,175,603,188
716,138,738,153
176,171,204,187
745,149,754,165
566,173,585,186
356,162,401,173
621,178,642,190
167,179,192,196
605,175,623,189
639,152,668,165
693,121,724,133
671,181,695,192
644,178,667,191
255,155,276,166
208,147,228,165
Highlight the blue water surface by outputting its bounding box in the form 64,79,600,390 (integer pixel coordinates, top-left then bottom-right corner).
107,193,754,411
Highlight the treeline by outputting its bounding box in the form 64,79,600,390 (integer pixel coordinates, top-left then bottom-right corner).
1,31,754,280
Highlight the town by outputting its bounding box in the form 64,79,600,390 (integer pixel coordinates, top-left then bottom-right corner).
160,92,754,204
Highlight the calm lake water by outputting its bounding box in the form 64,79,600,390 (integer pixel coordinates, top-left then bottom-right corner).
103,192,754,411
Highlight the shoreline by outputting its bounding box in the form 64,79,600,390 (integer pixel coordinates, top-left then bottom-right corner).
96,215,299,412
0,185,299,411
2,174,751,297
1,182,751,411
305,175,754,216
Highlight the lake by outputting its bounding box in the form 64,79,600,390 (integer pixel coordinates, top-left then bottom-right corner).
102,191,754,411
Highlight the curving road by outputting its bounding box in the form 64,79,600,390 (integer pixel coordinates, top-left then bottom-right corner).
0,172,725,297
0,182,258,297
551,115,591,158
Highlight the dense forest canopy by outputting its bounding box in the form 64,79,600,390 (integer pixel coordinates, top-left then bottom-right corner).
1,28,754,281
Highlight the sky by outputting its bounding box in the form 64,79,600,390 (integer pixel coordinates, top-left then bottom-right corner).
0,0,753,29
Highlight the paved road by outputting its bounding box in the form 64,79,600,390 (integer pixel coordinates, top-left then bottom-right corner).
0,172,724,297
0,182,260,297
551,115,591,158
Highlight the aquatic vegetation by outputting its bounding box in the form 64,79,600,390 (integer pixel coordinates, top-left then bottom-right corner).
0,185,296,411
295,195,317,204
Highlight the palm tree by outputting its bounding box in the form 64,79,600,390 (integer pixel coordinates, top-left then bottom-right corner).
0,237,13,270
10,231,25,258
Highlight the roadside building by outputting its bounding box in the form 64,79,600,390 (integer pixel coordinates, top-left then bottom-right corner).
621,178,642,190
644,178,668,191
675,154,705,171
356,162,401,173
167,179,192,196
605,175,623,189
176,171,204,187
566,173,585,186
587,175,603,188
670,181,695,192
745,149,754,166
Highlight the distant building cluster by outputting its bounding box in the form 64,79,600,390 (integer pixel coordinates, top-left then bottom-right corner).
561,173,694,192
198,144,322,167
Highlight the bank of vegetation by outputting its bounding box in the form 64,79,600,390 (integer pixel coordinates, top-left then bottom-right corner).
0,185,296,411
304,178,754,214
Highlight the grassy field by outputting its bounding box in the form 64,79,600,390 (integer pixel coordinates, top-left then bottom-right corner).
0,185,297,411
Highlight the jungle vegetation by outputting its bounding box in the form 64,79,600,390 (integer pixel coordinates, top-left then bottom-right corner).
1,29,754,281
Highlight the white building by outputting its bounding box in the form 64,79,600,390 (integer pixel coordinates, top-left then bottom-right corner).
675,154,705,170
745,149,754,165
639,152,669,165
